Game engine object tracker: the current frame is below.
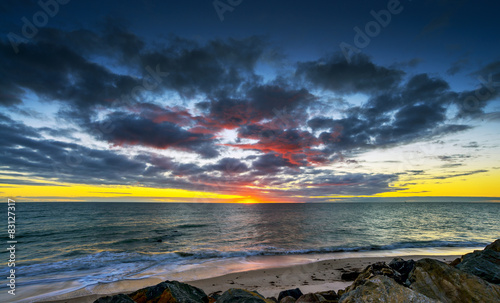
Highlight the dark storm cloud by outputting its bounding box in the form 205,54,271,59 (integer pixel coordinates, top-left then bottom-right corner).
140,36,266,98
0,114,215,189
35,24,145,64
308,72,472,154
251,153,298,174
196,85,314,132
264,172,400,197
296,53,405,94
453,61,500,118
208,158,249,174
95,112,219,158
0,114,145,185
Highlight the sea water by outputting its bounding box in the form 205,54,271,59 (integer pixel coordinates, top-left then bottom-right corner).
1,202,498,302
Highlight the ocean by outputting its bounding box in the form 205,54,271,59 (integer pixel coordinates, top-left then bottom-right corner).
1,202,499,302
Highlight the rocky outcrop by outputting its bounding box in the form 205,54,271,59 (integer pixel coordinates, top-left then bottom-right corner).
128,280,208,303
389,257,415,285
93,280,208,303
456,244,500,284
485,239,500,252
339,275,438,303
279,296,296,303
408,258,500,303
342,261,400,294
94,294,136,303
295,293,327,302
315,291,338,301
217,288,275,303
340,271,359,281
278,288,303,302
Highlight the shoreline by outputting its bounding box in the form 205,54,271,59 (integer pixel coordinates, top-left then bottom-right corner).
38,253,461,303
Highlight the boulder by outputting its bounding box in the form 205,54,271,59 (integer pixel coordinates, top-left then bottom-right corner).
128,280,208,303
340,271,359,281
342,261,400,294
94,294,136,303
217,288,275,303
408,258,500,303
339,275,438,303
485,239,500,252
448,257,461,267
208,291,222,300
315,290,338,301
456,248,500,284
296,293,327,302
267,297,278,303
389,257,415,285
278,288,303,301
279,296,296,303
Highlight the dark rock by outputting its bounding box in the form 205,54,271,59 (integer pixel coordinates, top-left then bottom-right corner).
267,296,278,302
94,294,135,303
279,296,296,303
388,257,415,284
278,288,303,301
342,262,400,294
408,258,500,303
208,291,222,300
217,288,274,303
128,280,208,303
315,290,338,301
456,248,500,284
485,239,500,252
340,271,359,281
339,275,438,303
296,293,326,302
448,257,461,267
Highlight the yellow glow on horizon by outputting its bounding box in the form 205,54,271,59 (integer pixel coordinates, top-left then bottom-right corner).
381,169,500,198
2,168,499,202
1,181,244,202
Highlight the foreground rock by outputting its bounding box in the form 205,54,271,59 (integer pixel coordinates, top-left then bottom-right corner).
486,239,500,252
94,280,208,303
388,257,415,285
278,288,303,302
409,258,500,303
455,240,500,284
217,288,275,303
95,294,136,303
340,261,400,295
339,275,438,303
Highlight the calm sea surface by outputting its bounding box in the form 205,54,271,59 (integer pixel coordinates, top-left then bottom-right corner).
1,202,499,302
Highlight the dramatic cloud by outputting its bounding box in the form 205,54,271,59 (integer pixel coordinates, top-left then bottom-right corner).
96,112,219,158
296,53,405,94
1,17,498,201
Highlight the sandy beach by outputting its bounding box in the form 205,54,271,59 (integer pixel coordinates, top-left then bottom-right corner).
39,254,459,303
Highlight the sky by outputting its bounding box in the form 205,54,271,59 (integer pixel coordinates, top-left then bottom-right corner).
1,0,499,203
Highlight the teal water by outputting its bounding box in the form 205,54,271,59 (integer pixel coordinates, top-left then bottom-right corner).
1,202,499,302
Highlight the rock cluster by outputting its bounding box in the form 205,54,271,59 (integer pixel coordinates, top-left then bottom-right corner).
94,239,500,303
